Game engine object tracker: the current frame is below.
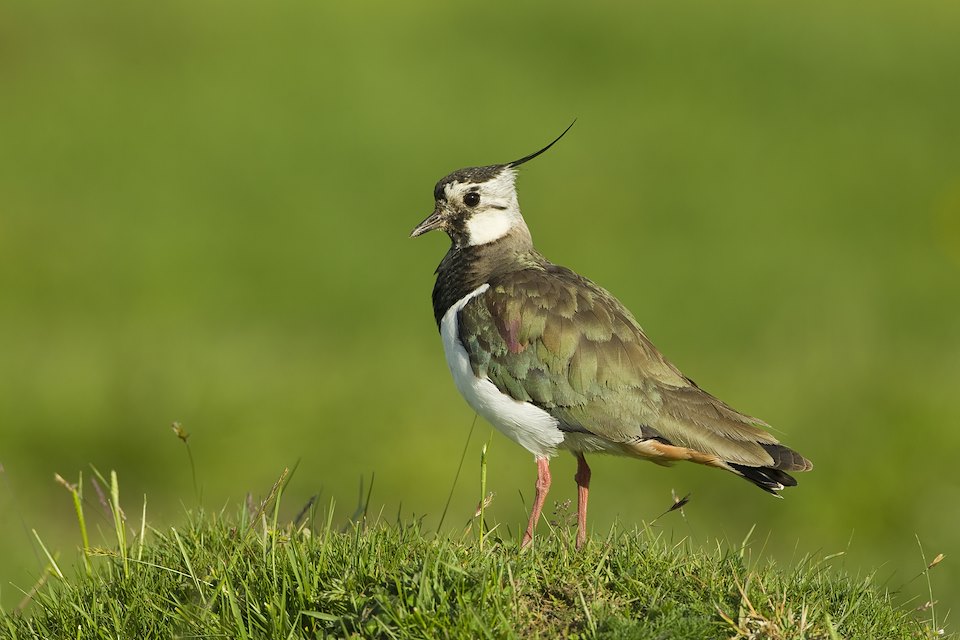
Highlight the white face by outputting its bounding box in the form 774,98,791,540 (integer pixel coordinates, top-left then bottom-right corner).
444,170,525,246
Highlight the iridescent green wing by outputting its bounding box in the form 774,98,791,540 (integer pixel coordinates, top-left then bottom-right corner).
457,265,791,467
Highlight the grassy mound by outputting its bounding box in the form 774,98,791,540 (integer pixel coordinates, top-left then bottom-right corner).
0,470,944,639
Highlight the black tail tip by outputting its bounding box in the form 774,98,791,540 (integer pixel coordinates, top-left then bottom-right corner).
728,462,798,495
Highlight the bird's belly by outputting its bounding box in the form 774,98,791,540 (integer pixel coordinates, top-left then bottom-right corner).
440,285,564,459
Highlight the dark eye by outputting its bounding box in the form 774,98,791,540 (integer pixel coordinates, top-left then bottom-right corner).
463,191,480,207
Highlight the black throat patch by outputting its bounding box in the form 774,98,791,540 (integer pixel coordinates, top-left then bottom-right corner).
430,227,543,327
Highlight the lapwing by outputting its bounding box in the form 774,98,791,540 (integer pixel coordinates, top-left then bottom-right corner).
411,124,812,549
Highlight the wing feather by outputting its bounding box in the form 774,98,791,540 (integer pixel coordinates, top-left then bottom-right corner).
456,265,809,471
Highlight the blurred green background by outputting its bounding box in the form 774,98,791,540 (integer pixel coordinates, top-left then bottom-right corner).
2,0,959,614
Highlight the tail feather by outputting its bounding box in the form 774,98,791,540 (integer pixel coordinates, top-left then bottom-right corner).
621,435,812,496
727,462,798,495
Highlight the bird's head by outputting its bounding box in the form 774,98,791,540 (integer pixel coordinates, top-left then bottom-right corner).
410,122,575,249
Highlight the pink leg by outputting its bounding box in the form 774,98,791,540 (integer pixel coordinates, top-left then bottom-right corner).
575,453,591,550
521,457,551,548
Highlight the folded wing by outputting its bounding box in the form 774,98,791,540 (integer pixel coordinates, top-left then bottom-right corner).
456,264,811,484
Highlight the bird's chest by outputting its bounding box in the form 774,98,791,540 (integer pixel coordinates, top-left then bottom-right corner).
439,284,564,458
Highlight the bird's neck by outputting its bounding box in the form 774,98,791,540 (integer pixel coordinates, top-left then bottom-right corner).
431,224,543,326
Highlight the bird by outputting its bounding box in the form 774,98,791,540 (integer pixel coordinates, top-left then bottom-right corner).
410,123,812,549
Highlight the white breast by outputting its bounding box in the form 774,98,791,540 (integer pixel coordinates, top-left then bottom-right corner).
440,284,565,459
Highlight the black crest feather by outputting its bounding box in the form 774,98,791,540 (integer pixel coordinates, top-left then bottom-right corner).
507,119,576,169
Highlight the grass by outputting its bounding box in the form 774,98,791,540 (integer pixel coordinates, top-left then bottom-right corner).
0,467,948,640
